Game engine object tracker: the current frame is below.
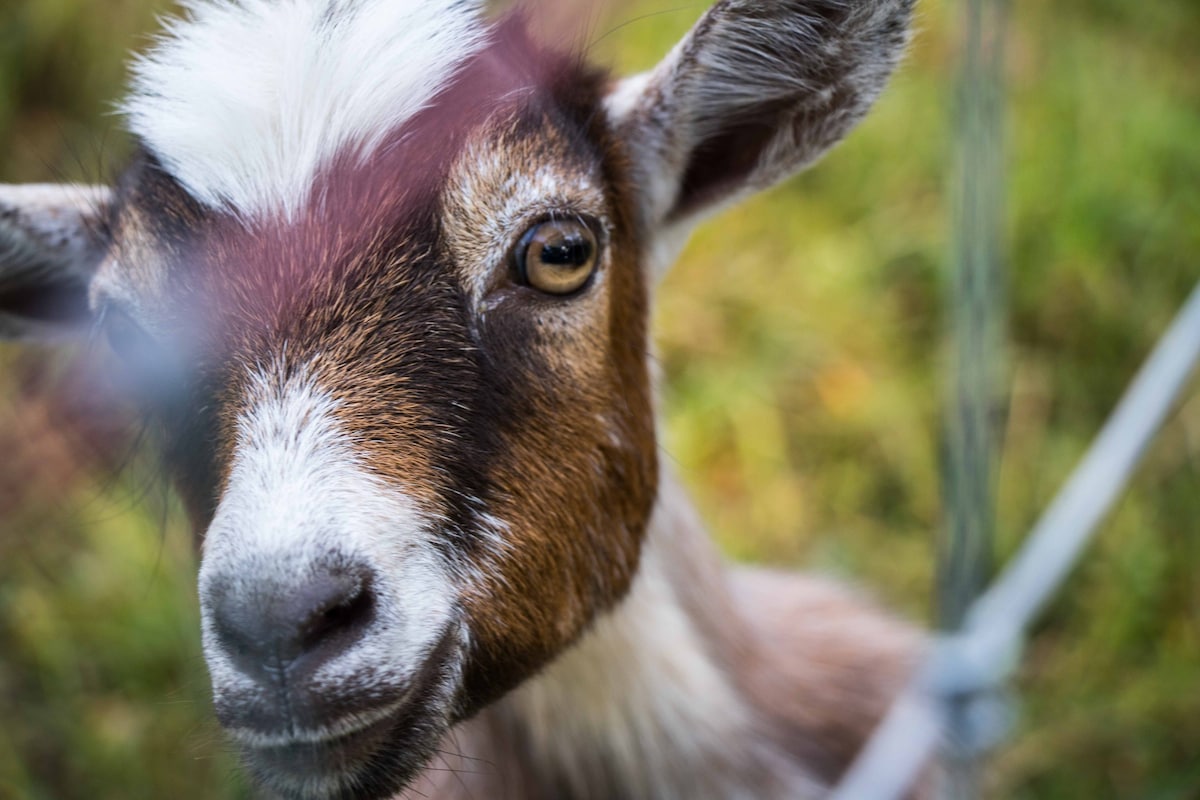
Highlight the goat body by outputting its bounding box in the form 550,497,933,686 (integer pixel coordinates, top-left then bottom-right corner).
0,1,919,798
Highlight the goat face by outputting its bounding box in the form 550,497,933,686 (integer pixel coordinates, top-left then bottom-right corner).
0,0,912,797
101,37,656,800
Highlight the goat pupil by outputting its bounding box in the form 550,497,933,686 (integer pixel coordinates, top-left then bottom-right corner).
540,235,590,267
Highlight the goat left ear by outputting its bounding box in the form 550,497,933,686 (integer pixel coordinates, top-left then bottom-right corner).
606,0,912,258
0,184,112,339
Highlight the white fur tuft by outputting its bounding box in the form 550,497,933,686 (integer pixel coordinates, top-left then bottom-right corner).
122,0,489,219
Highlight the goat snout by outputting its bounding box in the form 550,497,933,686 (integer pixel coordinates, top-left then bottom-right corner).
209,560,376,682
198,542,462,798
198,554,399,736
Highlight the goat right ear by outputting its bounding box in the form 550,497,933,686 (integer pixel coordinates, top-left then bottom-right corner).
0,184,112,339
606,0,912,275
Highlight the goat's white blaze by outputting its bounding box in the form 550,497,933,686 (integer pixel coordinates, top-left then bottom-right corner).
199,363,458,734
123,0,488,220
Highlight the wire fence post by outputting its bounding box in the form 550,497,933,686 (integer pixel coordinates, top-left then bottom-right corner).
939,0,1009,795
831,281,1200,800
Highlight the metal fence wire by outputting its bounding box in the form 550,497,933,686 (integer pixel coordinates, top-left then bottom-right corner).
828,0,1200,797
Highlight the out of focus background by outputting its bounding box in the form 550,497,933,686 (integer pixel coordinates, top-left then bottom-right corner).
1,0,1197,797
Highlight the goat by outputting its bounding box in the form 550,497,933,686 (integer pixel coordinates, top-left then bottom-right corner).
0,1,921,798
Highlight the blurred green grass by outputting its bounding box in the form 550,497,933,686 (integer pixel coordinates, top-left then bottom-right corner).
1,0,1198,797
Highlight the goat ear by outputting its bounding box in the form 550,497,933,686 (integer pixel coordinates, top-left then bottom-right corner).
0,184,112,339
607,0,912,251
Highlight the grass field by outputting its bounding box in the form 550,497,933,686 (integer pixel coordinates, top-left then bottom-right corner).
1,0,1198,797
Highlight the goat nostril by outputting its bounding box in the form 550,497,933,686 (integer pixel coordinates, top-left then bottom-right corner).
299,574,374,653
208,562,377,677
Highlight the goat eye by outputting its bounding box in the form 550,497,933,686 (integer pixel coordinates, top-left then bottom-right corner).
516,218,598,295
103,308,157,363
100,307,185,407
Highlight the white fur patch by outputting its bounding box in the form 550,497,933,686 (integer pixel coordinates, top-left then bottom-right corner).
198,362,457,733
123,0,489,219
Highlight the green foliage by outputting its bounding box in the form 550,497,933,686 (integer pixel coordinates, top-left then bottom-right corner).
1,0,1197,797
